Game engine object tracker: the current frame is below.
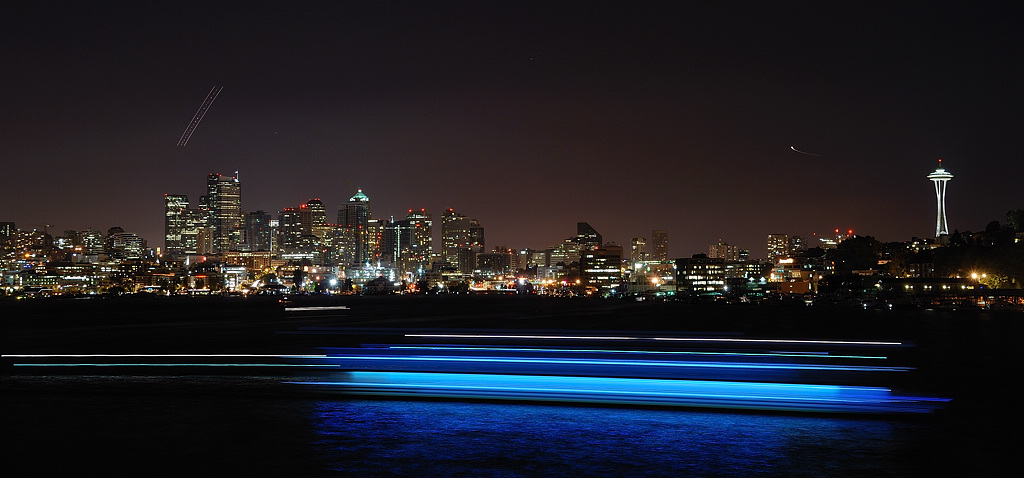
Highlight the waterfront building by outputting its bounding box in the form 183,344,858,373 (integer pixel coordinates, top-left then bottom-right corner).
581,243,623,294
676,253,725,296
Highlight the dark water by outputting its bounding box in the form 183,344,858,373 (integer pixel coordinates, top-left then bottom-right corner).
2,297,1018,476
1,374,1006,477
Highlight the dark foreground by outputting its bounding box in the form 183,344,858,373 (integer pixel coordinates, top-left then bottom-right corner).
2,295,1019,476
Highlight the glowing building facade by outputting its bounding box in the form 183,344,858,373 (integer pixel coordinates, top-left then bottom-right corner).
164,194,189,256
206,172,241,253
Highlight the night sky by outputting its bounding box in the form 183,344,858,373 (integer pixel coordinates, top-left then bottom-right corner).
3,2,1021,258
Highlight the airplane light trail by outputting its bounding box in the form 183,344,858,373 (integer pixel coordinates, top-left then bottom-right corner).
177,85,223,146
790,145,822,156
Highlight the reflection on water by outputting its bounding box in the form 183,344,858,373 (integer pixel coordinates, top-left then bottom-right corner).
0,375,996,477
311,399,944,477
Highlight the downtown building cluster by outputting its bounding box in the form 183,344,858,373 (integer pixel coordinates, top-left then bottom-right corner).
157,173,675,296
4,165,1024,307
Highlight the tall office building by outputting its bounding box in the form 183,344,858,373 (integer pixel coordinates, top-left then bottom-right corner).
242,211,273,251
581,243,623,292
382,209,433,276
767,234,790,263
676,254,726,296
441,208,484,272
340,189,371,265
927,159,953,237
206,172,242,253
276,208,304,254
300,198,327,236
651,230,668,261
164,194,189,256
708,240,739,262
576,223,603,251
630,237,648,263
405,209,433,273
0,222,14,249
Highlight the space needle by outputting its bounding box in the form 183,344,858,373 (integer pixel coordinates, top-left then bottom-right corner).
927,159,953,237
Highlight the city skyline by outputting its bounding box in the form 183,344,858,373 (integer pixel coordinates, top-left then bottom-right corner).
3,3,1022,256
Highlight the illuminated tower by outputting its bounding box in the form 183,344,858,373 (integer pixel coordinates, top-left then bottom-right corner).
927,159,953,237
164,194,189,256
207,172,242,253
340,189,371,265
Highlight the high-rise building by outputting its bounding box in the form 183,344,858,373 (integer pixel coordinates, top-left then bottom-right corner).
0,222,14,250
708,240,739,262
404,209,433,273
382,209,433,276
581,243,623,293
300,199,327,236
276,208,304,254
927,159,953,237
576,223,602,251
651,230,668,261
630,237,648,263
767,234,790,263
242,211,272,252
164,194,189,256
790,236,806,253
340,189,371,265
441,209,484,272
676,254,725,296
206,172,241,253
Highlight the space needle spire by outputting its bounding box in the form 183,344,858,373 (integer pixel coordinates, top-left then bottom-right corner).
927,159,953,237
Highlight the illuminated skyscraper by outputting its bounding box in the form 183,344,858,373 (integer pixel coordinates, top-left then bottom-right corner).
708,240,739,262
206,172,241,253
164,194,189,256
441,208,484,272
404,209,433,274
276,208,303,254
576,223,603,251
340,189,371,265
767,234,790,263
927,159,953,237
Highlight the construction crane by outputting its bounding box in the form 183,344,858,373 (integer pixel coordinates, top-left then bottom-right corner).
177,86,223,146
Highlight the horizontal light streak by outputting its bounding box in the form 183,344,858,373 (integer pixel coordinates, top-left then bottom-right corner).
13,363,324,367
404,334,903,346
3,354,332,368
285,306,351,312
384,346,888,361
319,354,911,372
3,354,328,358
294,371,949,413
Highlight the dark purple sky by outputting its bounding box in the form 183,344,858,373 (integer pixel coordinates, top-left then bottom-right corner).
3,2,1021,258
